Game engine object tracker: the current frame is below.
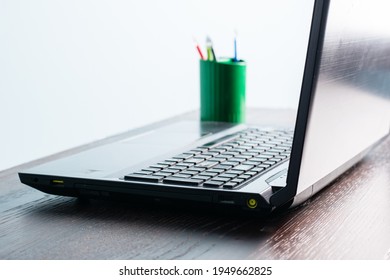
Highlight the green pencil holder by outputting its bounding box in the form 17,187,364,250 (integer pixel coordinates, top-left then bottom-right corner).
200,58,246,123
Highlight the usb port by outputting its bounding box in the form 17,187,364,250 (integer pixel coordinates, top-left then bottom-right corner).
51,179,64,186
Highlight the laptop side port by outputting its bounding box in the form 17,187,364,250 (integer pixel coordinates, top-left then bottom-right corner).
246,198,258,209
51,179,65,187
218,195,236,205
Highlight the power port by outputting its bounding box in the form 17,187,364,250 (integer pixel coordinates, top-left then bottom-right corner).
247,198,258,209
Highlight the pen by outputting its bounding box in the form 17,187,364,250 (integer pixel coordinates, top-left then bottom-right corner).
233,31,238,62
234,38,237,62
206,36,216,61
193,37,205,60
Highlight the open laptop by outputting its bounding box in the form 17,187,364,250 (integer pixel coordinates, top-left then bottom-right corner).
19,0,390,214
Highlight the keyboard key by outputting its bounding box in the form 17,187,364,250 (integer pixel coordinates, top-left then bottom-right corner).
229,158,246,163
198,171,219,177
124,174,163,183
241,144,255,150
230,148,247,153
214,155,232,161
202,152,220,157
268,149,283,155
252,167,265,173
235,155,253,160
255,155,271,160
278,145,292,149
219,173,238,179
163,177,203,186
153,172,172,177
261,143,276,148
237,174,251,180
256,164,270,169
274,155,287,160
180,170,199,176
232,139,246,144
263,151,280,157
219,144,234,149
246,141,261,146
226,170,244,175
272,147,287,152
212,176,231,182
207,168,224,174
263,160,277,165
195,146,209,151
210,148,227,153
176,162,194,167
245,160,263,166
142,167,161,172
171,173,192,179
224,152,240,156
203,180,224,188
223,182,238,189
192,175,212,181
183,158,204,164
241,152,258,157
223,144,238,150
252,148,267,153
208,158,222,163
194,155,212,160
165,158,181,163
188,149,204,154
268,157,282,162
133,170,153,175
231,178,245,184
186,167,206,172
196,161,218,168
173,153,193,160
163,168,181,173
222,161,239,167
213,164,231,171
150,163,170,169
233,164,254,171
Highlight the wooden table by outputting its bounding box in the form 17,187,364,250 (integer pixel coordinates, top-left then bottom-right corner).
1,108,390,260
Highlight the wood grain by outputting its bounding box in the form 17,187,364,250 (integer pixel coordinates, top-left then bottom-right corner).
1,108,389,260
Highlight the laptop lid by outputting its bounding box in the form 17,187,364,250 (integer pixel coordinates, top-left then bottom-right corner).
271,0,390,207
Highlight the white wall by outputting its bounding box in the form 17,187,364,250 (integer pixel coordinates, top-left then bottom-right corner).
0,0,314,171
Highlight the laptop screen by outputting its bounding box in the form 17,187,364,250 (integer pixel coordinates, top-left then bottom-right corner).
296,0,390,194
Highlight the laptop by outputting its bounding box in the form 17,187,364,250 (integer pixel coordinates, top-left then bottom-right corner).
19,0,390,214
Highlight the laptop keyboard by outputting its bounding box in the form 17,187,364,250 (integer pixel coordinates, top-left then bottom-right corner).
124,128,293,189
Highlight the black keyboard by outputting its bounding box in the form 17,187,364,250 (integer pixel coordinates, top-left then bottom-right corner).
124,128,293,189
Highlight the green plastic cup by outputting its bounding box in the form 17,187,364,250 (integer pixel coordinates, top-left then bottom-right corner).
200,58,246,123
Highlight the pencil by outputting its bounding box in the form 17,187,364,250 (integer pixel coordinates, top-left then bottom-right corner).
197,44,205,60
193,37,205,60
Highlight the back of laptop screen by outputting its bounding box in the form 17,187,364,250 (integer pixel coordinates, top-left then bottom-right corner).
297,0,390,194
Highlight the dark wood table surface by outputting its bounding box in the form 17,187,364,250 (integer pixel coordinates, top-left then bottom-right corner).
1,108,390,260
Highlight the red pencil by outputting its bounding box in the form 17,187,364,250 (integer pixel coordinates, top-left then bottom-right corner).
193,37,205,60
196,44,205,60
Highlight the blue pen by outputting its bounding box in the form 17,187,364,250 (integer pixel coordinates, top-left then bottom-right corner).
234,33,238,62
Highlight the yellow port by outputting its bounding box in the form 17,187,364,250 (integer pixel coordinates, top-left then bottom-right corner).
247,198,258,209
51,179,64,185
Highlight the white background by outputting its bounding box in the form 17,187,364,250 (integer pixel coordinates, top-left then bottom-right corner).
0,0,314,171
